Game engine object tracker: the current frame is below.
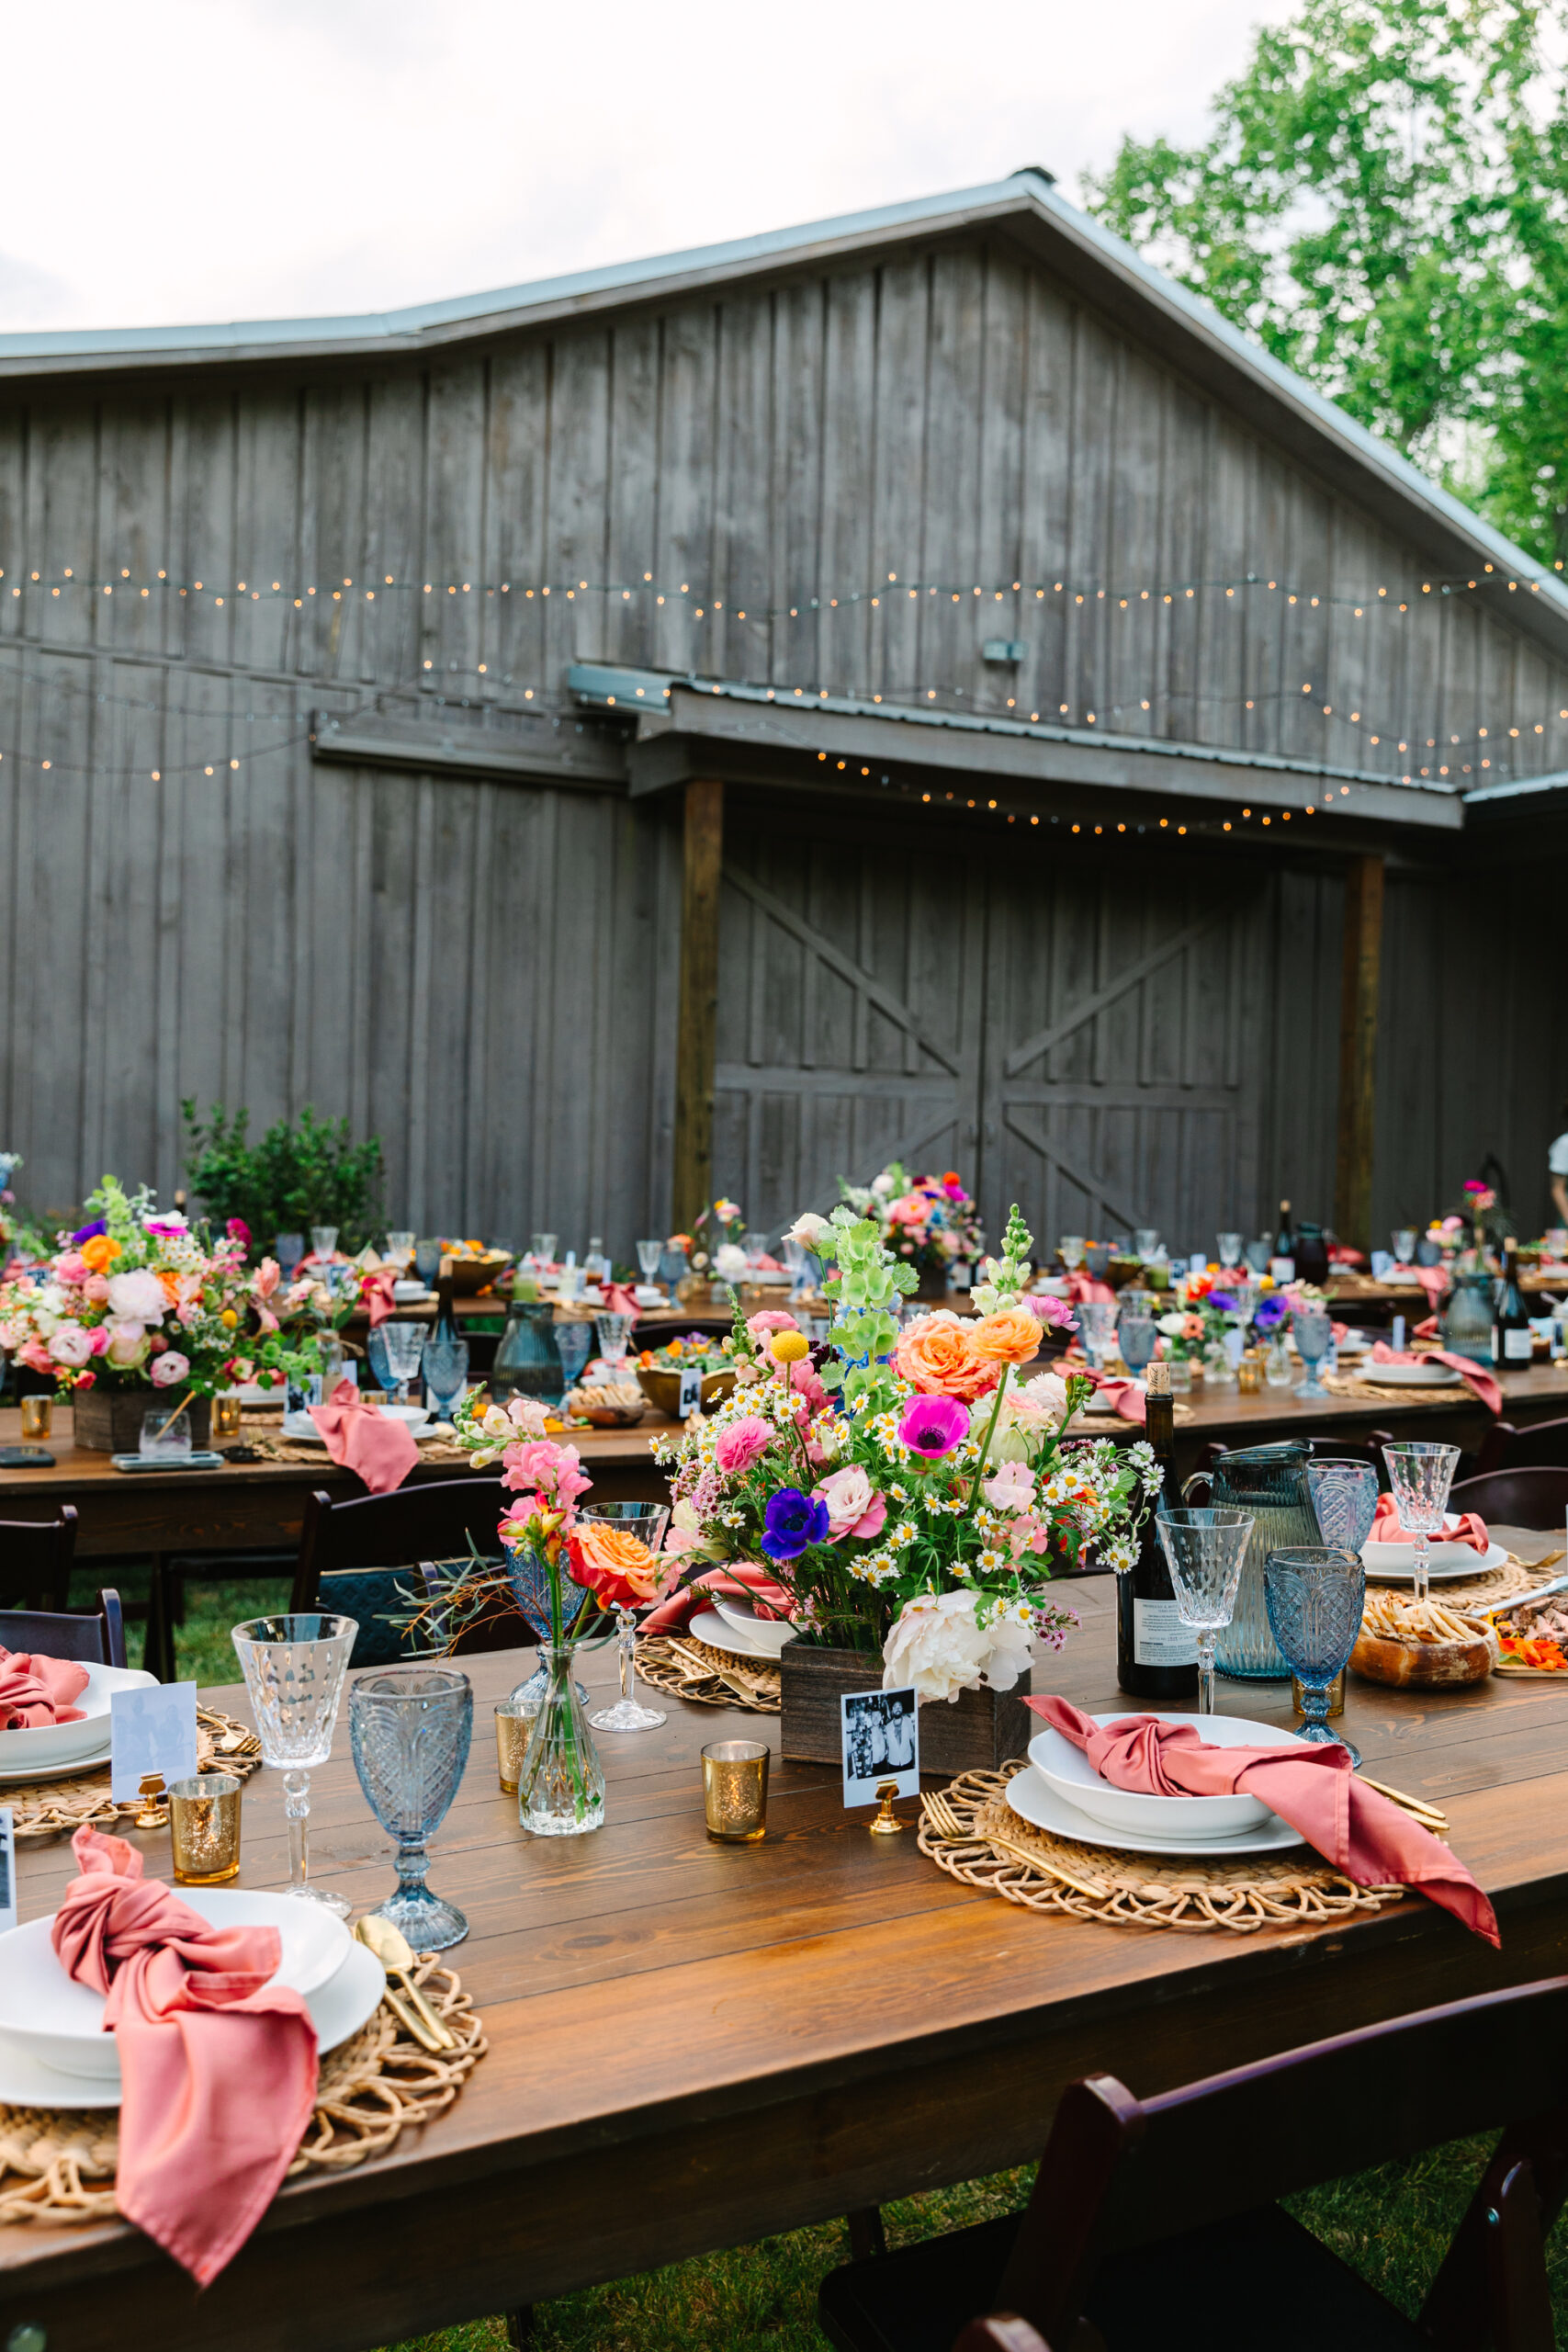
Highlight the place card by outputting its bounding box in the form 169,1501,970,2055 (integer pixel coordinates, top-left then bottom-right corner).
676,1366,705,1417
110,1680,198,1803
0,1809,14,1934
841,1685,919,1807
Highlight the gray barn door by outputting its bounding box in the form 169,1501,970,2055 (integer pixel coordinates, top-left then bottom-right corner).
713,820,986,1232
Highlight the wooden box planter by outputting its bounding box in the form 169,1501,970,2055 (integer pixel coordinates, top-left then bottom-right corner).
72,1388,212,1454
778,1637,1032,1775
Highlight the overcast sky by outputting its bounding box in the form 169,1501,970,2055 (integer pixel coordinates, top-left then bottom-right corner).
0,0,1300,334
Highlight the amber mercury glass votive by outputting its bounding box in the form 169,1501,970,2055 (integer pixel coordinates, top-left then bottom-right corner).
1236,1351,1263,1396
18,1396,51,1441
213,1394,244,1442
1292,1668,1346,1720
702,1739,770,1842
494,1699,530,1794
168,1774,243,1883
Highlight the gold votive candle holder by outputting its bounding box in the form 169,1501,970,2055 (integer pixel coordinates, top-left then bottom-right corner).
168,1773,243,1883
495,1700,531,1794
702,1739,770,1842
1292,1669,1346,1720
18,1396,51,1440
1236,1351,1263,1395
213,1394,244,1442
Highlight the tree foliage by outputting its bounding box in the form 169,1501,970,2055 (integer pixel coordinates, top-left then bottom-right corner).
1083,0,1568,561
181,1101,387,1256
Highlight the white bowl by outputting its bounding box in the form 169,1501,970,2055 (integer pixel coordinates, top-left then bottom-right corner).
282,1402,429,1442
0,1890,351,2079
1355,1360,1462,1387
1363,1522,1506,1576
0,1660,157,1772
1028,1711,1284,1839
710,1595,799,1658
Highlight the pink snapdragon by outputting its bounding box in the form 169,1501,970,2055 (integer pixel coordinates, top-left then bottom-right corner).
502,1436,592,1510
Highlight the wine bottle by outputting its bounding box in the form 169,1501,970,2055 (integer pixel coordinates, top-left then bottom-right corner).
1116,1363,1199,1701
1269,1198,1295,1283
1492,1236,1532,1369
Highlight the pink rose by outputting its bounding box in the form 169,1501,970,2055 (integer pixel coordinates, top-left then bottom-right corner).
54,1253,89,1286
151,1351,190,1386
106,1322,150,1368
812,1464,888,1541
983,1460,1036,1513
17,1337,54,1374
47,1323,92,1367
83,1273,111,1304
87,1325,108,1355
715,1416,773,1475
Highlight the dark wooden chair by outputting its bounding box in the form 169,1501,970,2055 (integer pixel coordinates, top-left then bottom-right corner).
291,1481,512,1667
1450,1466,1568,1530
818,1975,1568,2352
419,1563,540,1657
1473,1417,1568,1477
0,1589,128,1668
0,1506,78,1610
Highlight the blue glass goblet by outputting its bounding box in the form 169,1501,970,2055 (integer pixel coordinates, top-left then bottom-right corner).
1264,1547,1365,1765
1292,1308,1333,1398
1118,1312,1157,1377
349,1665,473,1951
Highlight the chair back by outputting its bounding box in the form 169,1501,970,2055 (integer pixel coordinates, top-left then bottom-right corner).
418,1561,539,1656
1475,1417,1568,1476
0,1507,78,1611
996,1976,1568,2347
0,1588,127,1668
291,1481,510,1668
1450,1465,1568,1530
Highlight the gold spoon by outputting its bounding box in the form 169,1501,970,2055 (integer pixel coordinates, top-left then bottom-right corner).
354,1915,456,2052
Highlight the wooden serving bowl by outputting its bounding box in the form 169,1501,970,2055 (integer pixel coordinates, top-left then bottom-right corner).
1350,1631,1493,1689
566,1384,646,1429
442,1252,513,1295
636,1366,737,1419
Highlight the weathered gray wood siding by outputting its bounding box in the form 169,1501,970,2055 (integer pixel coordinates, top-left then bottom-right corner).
0,231,1561,1241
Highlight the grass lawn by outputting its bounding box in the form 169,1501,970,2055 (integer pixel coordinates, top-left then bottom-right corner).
142,1579,1568,2350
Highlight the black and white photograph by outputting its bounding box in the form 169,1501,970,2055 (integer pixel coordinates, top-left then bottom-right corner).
0,1806,13,1934
840,1688,919,1808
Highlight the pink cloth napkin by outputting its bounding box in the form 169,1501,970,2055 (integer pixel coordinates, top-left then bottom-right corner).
359,1267,398,1326
1370,1493,1489,1552
642,1562,795,1635
1058,1350,1145,1425
51,1826,319,2284
0,1645,89,1727
1026,1696,1498,1945
1062,1270,1116,1305
599,1280,641,1322
1369,1340,1501,1415
308,1387,419,1493
1392,1261,1450,1311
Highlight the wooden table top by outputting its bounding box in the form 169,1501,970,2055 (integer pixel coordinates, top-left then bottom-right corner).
6,1551,1568,2352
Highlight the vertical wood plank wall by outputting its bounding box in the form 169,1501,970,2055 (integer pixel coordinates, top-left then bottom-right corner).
0,231,1562,1242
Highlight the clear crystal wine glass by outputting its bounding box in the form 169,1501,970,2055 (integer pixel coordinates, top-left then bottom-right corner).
1391,1228,1417,1265
231,1612,356,1915
349,1665,473,1951
1305,1459,1381,1555
593,1312,634,1370
1156,1507,1255,1713
1217,1231,1244,1269
1292,1308,1333,1398
1134,1227,1160,1259
578,1501,672,1733
1264,1547,1366,1762
1118,1310,1157,1377
310,1225,339,1261
530,1231,558,1267
1076,1299,1118,1374
384,1229,415,1271
1382,1442,1461,1603
1058,1235,1086,1272
380,1319,426,1406
636,1239,663,1282
423,1337,469,1424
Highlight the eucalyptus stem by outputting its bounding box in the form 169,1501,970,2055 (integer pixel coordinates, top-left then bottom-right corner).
964,1364,1010,1516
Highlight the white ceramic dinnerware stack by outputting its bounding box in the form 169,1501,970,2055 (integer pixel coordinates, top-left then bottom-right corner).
1361,1515,1508,1581
1006,1711,1306,1857
0,1662,158,1788
694,1597,800,1661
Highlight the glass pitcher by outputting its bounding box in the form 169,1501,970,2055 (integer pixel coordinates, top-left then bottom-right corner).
490,1298,566,1408
1183,1442,1323,1679
1442,1272,1493,1366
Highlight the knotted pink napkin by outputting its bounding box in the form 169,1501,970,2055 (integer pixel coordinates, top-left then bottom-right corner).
359,1267,399,1327
0,1645,89,1727
641,1562,795,1635
1391,1261,1450,1311
1369,1340,1501,1415
1061,1270,1116,1306
1026,1695,1498,1945
51,1826,319,2284
308,1387,418,1494
1057,1350,1145,1426
598,1280,641,1322
1369,1493,1489,1552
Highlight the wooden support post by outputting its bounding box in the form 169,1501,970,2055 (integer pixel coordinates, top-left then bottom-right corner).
1334,851,1384,1251
672,778,725,1231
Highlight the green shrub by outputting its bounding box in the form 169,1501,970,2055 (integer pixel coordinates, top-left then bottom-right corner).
182,1101,387,1256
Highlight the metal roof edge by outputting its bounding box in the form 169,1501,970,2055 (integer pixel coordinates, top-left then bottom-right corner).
1462,767,1568,805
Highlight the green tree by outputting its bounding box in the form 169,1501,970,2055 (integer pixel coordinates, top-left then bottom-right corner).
181,1101,387,1257
1082,0,1568,561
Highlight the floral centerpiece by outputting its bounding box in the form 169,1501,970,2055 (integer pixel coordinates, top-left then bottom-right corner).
688,1196,747,1283
837,1162,983,1290
0,1177,330,1450
653,1204,1151,1722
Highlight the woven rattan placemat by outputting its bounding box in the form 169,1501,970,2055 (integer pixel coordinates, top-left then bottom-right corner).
635,1632,780,1712
919,1762,1407,1935
240,1419,472,1468
0,1954,485,2226
9,1707,261,1843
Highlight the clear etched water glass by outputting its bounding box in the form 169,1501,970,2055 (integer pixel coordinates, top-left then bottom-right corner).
530,1231,558,1266
1264,1547,1365,1761
636,1238,663,1280
1392,1228,1417,1265
1292,1308,1333,1399
381,1319,426,1404
1217,1232,1244,1268
1077,1299,1118,1373
349,1665,473,1951
423,1338,469,1421
231,1612,357,1916
1156,1507,1255,1713
593,1312,634,1369
1058,1235,1086,1272
310,1225,339,1260
578,1502,671,1735
1305,1459,1381,1555
1382,1442,1461,1602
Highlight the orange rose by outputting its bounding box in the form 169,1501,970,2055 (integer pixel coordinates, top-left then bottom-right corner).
895,1313,997,1400
79,1234,119,1273
567,1522,667,1608
970,1306,1042,1368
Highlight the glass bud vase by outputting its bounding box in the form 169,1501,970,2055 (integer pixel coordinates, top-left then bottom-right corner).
517,1643,605,1836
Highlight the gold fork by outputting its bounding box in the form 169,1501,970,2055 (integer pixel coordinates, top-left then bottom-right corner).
1356,1772,1450,1829
922,1790,1107,1897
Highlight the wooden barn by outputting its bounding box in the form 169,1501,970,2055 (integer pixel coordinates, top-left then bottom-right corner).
0,166,1562,1253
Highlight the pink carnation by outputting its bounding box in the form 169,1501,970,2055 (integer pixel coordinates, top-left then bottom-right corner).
715,1416,773,1475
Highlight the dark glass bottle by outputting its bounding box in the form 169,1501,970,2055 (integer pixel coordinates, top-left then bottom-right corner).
1492,1236,1532,1371
1116,1364,1198,1701
1293,1219,1330,1286
1269,1197,1295,1280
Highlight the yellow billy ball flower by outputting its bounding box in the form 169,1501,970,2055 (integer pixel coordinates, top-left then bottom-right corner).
220,1308,239,1328
770,1330,810,1363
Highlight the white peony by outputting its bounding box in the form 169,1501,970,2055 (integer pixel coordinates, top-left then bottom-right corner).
107,1268,167,1324
882,1589,1034,1704
714,1242,750,1281
47,1322,92,1367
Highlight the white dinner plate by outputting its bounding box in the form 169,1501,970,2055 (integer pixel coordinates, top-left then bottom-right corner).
281,1404,430,1442
1351,1361,1463,1388
1028,1712,1280,1840
0,1890,352,2079
1007,1759,1306,1858
1363,1537,1508,1582
710,1596,799,1658
688,1605,799,1661
0,1938,387,2109
0,1736,113,1785
0,1660,158,1771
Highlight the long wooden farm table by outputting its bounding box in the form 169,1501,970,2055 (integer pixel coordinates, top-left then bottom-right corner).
4,1576,1567,2352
